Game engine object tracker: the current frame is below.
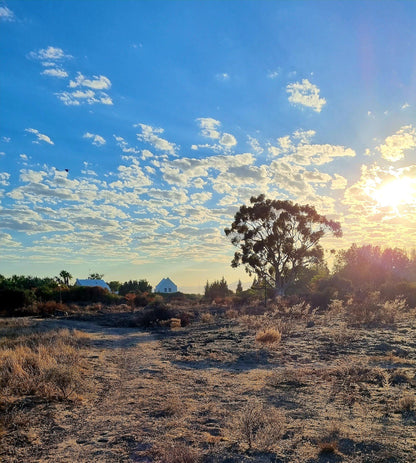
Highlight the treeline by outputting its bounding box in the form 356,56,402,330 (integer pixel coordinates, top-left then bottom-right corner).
0,275,154,316
203,244,416,308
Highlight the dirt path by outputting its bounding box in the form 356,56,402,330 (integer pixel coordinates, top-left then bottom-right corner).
21,320,169,462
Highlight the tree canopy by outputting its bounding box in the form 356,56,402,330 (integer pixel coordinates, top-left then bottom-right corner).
224,195,342,296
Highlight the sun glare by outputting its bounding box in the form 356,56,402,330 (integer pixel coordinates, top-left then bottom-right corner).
371,177,416,212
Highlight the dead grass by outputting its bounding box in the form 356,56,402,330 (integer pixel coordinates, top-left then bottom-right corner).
1,300,416,462
255,327,282,345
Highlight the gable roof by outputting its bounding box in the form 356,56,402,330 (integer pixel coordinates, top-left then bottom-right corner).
155,277,177,292
75,279,111,291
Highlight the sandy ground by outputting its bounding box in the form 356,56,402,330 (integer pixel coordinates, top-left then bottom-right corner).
1,314,416,462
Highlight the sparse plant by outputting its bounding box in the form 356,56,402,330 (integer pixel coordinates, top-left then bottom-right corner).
201,312,214,323
255,327,281,345
397,393,415,413
229,399,286,451
153,441,200,463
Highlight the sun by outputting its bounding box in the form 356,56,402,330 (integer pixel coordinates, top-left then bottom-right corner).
371,176,416,212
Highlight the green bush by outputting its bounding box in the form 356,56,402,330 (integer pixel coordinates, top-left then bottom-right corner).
0,289,34,316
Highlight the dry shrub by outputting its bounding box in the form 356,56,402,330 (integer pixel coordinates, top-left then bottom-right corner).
255,327,281,345
0,329,87,401
228,400,286,451
316,420,342,456
225,309,238,319
201,312,214,323
268,367,310,388
153,441,200,463
397,393,415,413
169,318,182,329
335,293,407,327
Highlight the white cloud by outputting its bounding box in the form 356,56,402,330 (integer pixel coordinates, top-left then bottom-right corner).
29,46,71,61
0,6,15,21
267,70,280,79
247,136,263,154
56,90,113,106
216,73,230,81
25,128,54,145
197,118,221,139
0,172,10,186
2,137,11,143
286,79,326,112
331,174,348,190
375,125,416,162
135,123,177,155
41,68,68,78
401,103,410,110
20,169,47,183
69,72,111,90
219,133,237,148
84,132,106,146
293,129,316,144
269,131,355,165
113,135,140,154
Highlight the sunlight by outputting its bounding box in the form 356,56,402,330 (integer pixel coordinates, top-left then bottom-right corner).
371,176,416,212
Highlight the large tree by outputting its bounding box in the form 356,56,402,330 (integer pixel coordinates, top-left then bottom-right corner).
224,195,342,296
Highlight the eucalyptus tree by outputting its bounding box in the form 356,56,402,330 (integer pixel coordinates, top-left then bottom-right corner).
224,195,342,296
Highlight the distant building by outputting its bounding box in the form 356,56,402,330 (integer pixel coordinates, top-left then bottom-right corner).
75,279,111,291
155,277,178,293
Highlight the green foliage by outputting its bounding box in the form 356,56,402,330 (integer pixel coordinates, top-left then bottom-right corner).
225,194,342,296
108,280,121,293
88,273,104,280
0,289,34,316
204,277,232,300
118,279,152,296
57,270,72,286
236,279,243,294
335,244,412,290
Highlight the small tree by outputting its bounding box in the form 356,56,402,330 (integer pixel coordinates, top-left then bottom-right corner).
225,195,342,296
204,277,232,300
58,270,72,286
88,273,104,280
236,280,243,294
118,279,152,296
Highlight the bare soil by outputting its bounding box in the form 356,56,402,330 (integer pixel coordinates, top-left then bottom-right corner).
1,312,416,462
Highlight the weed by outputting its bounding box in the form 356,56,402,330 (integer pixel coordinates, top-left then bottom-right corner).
153,441,200,463
397,393,415,413
201,313,215,323
255,327,281,345
228,399,286,451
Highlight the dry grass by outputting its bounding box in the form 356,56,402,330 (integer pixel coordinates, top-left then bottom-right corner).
0,322,90,448
255,327,282,345
1,298,416,462
227,399,287,451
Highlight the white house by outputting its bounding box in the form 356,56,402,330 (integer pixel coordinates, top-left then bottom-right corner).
75,279,111,291
155,277,178,293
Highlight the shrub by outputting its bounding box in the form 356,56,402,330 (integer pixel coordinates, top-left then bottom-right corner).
139,304,175,327
36,301,67,317
255,328,282,345
0,331,86,401
0,289,33,316
201,313,215,323
397,393,415,413
229,400,286,451
153,441,200,463
344,293,406,326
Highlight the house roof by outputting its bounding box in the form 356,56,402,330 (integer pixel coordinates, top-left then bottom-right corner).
156,277,177,287
75,279,111,291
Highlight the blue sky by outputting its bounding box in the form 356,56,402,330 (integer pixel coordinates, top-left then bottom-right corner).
1,1,416,292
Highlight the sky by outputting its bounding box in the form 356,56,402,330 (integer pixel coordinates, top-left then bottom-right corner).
1,1,416,293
